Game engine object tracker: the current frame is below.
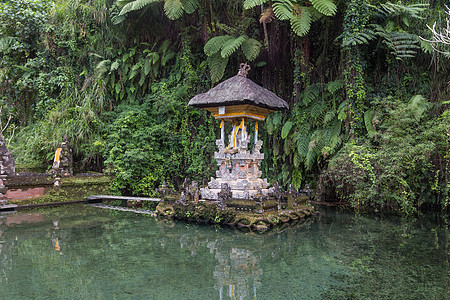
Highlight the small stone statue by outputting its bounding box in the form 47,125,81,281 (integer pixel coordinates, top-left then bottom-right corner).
300,184,312,196
217,183,232,210
176,192,187,206
272,181,283,211
0,133,15,177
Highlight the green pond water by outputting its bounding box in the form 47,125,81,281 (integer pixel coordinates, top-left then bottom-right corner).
0,205,447,299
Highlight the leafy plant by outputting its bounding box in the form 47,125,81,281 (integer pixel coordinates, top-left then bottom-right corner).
204,34,262,82
243,0,337,37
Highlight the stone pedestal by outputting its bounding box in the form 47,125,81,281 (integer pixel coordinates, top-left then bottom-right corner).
201,138,270,200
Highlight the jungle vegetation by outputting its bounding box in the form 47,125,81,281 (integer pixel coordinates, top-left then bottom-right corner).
0,0,448,214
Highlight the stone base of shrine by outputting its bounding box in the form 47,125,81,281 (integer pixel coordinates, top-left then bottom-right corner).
201,178,270,200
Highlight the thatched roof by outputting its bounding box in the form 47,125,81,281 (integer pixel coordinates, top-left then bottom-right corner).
188,74,289,110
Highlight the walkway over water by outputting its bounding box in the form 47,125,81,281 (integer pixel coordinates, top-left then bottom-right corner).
86,195,161,203
87,203,157,216
0,195,161,212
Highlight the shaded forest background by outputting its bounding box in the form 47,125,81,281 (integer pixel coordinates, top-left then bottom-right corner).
0,0,448,214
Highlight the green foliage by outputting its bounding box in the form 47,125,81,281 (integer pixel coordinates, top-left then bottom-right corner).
319,96,449,214
244,0,337,37
117,0,199,20
204,34,262,82
1,0,448,215
264,80,345,190
310,0,337,17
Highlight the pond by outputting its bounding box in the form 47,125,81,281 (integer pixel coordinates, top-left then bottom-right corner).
0,205,447,299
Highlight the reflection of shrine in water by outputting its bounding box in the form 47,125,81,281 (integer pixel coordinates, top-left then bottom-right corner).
158,220,265,300
210,244,263,300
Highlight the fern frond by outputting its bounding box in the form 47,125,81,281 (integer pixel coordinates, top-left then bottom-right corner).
407,95,430,121
96,59,111,77
204,35,233,56
221,35,247,58
241,38,262,61
329,119,342,149
293,152,301,168
326,80,344,94
310,100,326,119
281,121,293,139
364,110,375,137
243,0,268,10
296,133,309,158
379,2,428,19
207,52,228,83
310,0,337,17
290,6,312,36
118,0,160,16
384,32,419,59
273,0,293,21
181,0,198,14
323,110,336,125
303,84,320,106
164,0,183,20
305,146,317,170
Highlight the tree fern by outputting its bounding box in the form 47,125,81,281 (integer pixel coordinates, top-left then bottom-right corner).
220,35,247,58
207,52,228,83
118,0,160,16
181,0,198,14
310,0,337,17
290,6,312,37
204,35,233,56
273,0,293,21
243,0,268,10
164,0,183,20
241,38,262,61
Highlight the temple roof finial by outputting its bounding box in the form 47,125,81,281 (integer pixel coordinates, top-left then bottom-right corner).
238,63,251,77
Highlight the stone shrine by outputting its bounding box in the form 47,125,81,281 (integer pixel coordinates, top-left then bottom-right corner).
188,63,288,200
49,134,73,177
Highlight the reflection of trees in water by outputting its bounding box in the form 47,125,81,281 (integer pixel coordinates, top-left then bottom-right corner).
0,215,14,284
